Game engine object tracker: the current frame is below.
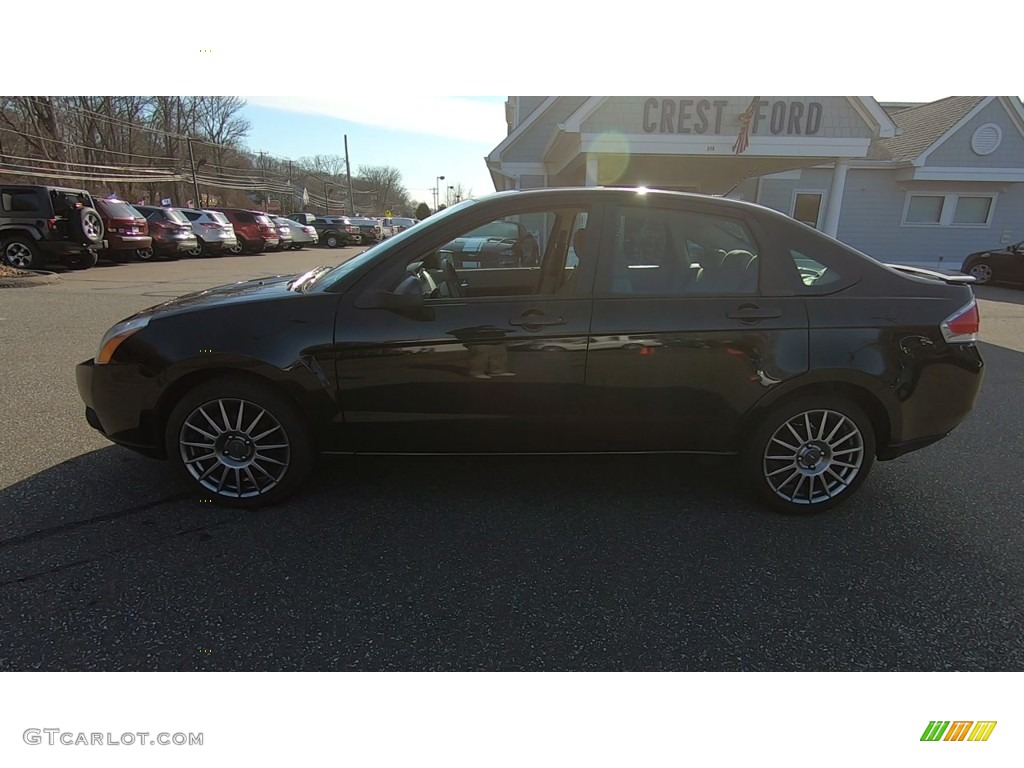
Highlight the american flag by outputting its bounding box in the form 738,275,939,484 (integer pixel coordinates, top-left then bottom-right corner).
733,97,759,155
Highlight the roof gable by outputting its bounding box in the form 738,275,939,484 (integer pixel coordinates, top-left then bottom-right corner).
869,97,987,162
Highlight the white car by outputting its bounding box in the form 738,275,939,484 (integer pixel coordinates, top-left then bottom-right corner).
273,217,319,250
179,209,238,257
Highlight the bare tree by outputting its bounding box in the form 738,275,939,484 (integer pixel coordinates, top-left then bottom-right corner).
449,182,474,203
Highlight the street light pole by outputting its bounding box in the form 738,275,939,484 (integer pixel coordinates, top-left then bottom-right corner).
187,137,201,209
435,175,445,210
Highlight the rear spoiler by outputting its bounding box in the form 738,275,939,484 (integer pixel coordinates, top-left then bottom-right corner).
884,263,976,284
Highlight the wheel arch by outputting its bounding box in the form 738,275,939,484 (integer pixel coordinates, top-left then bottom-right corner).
151,366,324,457
742,379,894,458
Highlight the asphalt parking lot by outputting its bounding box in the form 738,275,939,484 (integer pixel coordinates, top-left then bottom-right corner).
1,252,1023,671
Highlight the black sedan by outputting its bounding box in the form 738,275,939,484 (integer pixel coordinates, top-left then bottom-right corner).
441,219,539,269
76,188,984,513
961,240,1024,286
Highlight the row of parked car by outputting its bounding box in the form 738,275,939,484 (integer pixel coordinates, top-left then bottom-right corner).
0,183,422,271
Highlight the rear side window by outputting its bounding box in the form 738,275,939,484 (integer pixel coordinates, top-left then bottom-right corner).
2,189,40,212
601,205,760,296
780,227,860,294
235,211,255,224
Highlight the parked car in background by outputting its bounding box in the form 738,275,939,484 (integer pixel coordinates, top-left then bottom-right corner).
285,213,350,249
389,216,419,235
348,216,382,244
441,218,540,268
271,216,293,251
961,240,1024,286
76,188,984,513
178,209,238,257
274,217,319,250
0,184,104,270
91,197,151,264
210,208,279,254
133,206,198,260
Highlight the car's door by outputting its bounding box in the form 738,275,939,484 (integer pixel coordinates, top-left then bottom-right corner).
1005,243,1024,282
332,199,601,453
583,198,810,453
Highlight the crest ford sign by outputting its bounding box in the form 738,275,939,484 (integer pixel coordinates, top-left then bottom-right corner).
642,98,823,136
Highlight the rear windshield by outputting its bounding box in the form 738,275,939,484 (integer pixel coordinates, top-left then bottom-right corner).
207,211,230,225
99,201,144,219
163,208,190,224
256,215,273,226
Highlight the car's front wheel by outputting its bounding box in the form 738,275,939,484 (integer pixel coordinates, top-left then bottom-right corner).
187,241,205,258
324,232,341,248
227,238,246,256
967,260,994,284
165,376,315,508
743,394,875,513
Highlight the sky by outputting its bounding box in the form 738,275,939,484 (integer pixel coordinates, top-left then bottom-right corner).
240,96,508,208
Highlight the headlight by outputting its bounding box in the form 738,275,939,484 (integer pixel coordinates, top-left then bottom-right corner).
95,314,151,364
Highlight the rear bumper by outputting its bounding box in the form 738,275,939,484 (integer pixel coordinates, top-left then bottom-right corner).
104,235,153,251
153,236,198,253
40,240,104,258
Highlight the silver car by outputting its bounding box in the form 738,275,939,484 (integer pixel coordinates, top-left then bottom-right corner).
273,217,319,250
179,209,238,257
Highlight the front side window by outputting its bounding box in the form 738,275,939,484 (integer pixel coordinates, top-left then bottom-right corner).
602,206,759,296
377,206,590,299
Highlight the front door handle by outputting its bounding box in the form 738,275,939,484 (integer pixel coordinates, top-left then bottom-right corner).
727,304,782,322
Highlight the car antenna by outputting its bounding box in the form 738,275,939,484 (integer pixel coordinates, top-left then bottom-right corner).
720,162,768,199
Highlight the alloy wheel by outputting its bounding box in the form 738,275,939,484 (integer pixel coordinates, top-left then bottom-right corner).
82,211,103,241
762,408,865,505
968,262,993,284
4,241,34,268
178,398,291,499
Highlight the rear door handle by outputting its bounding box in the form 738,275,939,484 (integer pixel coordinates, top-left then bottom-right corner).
509,313,565,329
727,305,782,321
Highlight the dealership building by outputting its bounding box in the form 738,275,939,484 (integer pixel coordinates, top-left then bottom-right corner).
486,96,1024,264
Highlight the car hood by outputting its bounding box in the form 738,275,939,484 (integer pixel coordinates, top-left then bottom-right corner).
130,274,302,320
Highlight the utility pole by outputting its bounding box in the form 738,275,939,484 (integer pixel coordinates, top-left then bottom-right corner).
344,134,355,216
187,137,201,209
258,151,268,212
323,178,329,215
287,160,293,211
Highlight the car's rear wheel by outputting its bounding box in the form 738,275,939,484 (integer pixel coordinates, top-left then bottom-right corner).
62,250,98,270
165,376,315,508
1,237,47,270
743,395,875,514
967,261,993,284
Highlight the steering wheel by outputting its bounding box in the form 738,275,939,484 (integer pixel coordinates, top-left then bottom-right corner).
443,260,462,298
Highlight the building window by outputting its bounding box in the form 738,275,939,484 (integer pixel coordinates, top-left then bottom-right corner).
902,193,996,227
791,191,825,229
905,195,944,224
952,196,993,225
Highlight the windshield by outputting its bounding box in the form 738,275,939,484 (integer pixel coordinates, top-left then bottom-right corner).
315,199,478,290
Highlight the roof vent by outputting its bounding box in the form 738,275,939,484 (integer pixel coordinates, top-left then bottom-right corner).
971,123,1002,156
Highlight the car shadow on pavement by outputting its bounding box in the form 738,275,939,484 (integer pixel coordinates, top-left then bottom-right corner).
975,284,1024,306
1,344,1023,672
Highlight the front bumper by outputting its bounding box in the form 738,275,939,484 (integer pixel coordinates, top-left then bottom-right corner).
76,358,163,457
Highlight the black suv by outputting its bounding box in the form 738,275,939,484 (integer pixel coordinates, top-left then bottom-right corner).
0,185,106,270
286,212,353,249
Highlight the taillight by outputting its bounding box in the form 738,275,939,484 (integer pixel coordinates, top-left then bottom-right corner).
47,218,59,230
941,299,980,343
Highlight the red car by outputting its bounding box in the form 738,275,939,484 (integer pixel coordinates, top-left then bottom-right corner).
93,198,152,263
211,208,280,254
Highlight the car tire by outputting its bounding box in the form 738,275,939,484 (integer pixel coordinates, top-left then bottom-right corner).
136,247,156,261
62,250,99,270
324,232,341,249
187,240,205,258
1,236,48,270
228,238,246,256
165,376,316,509
966,260,993,284
743,394,875,514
